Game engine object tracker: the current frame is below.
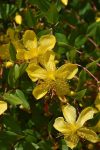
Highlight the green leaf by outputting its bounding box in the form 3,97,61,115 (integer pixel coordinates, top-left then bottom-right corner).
55,33,68,46
29,0,50,12
77,70,86,90
45,4,59,24
75,35,87,48
75,89,87,100
24,9,35,28
15,89,30,110
19,63,28,76
9,42,16,61
3,93,23,106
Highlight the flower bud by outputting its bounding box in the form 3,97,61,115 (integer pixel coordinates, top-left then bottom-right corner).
5,61,14,68
15,14,22,25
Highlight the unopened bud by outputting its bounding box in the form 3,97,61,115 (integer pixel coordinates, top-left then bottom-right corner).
15,14,22,25
5,61,14,68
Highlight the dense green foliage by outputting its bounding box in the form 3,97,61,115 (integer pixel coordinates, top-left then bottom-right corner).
0,0,100,149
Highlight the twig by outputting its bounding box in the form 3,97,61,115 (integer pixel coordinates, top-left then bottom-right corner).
77,64,99,83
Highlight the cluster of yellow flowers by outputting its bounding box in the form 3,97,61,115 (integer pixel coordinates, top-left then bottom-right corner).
0,29,99,149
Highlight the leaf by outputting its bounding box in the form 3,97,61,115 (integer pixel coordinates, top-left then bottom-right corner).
77,70,86,90
24,9,36,28
3,93,23,106
15,89,30,110
55,33,68,46
29,0,50,12
19,63,28,76
46,4,59,24
75,89,87,100
75,35,87,48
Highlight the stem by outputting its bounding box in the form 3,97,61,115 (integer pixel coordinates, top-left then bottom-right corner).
77,64,99,83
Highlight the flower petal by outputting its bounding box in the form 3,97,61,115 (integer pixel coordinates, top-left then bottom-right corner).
95,92,100,111
0,101,7,115
32,83,49,99
62,105,76,124
64,134,79,149
77,127,99,143
53,117,71,134
24,48,38,60
26,63,47,82
23,30,37,50
39,51,56,72
56,63,78,80
76,107,95,127
38,34,56,51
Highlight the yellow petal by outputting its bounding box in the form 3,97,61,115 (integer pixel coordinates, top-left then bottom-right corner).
0,101,7,115
62,105,76,124
23,30,37,50
38,34,56,51
16,48,25,60
61,0,68,6
77,127,99,143
32,83,49,99
76,107,95,127
39,51,56,71
95,92,100,111
24,48,38,60
26,63,47,82
56,63,78,80
53,117,71,134
64,134,79,149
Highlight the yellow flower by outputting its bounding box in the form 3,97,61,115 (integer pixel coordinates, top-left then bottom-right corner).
16,30,56,62
0,101,7,115
61,0,68,6
26,52,78,99
53,105,99,149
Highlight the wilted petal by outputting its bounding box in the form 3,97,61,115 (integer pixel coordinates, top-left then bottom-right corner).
32,83,49,99
0,101,7,115
38,34,56,51
62,105,76,124
56,63,78,80
64,134,79,149
53,117,71,134
26,63,47,82
23,30,37,50
76,107,95,127
77,127,99,143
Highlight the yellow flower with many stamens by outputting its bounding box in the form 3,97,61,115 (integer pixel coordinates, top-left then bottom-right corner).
16,30,56,63
53,105,99,149
26,52,78,99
